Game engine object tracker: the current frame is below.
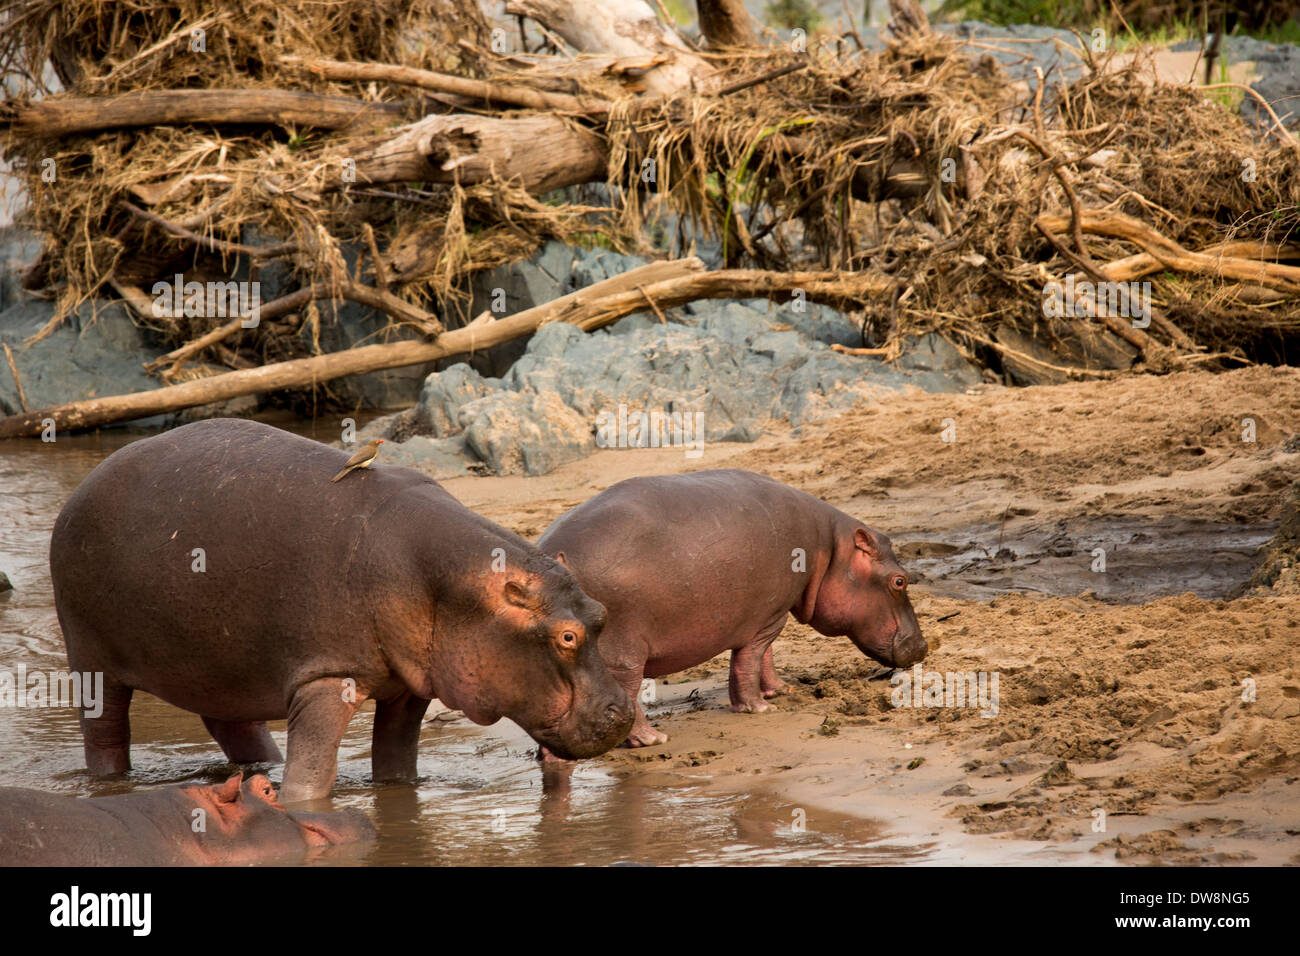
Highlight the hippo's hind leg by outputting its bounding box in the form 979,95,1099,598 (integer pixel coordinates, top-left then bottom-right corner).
729,619,787,714
760,645,790,699
81,676,133,775
201,717,283,764
371,691,431,783
281,677,365,803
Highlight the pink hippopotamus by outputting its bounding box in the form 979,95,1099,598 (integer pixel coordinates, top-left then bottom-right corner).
0,773,374,865
538,469,927,746
50,419,633,801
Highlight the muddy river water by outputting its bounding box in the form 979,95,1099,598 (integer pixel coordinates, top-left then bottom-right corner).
0,423,935,866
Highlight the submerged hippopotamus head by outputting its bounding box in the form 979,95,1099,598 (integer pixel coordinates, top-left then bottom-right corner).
432,555,634,760
812,526,927,668
183,773,375,863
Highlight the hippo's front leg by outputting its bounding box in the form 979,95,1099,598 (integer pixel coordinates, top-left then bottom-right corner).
609,666,667,748
371,691,432,783
281,677,366,803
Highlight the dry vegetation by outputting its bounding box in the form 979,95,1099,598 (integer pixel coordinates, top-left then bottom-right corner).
1,0,1299,425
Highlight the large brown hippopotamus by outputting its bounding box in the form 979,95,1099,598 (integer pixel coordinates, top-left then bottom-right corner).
537,469,926,747
0,773,374,865
50,419,633,801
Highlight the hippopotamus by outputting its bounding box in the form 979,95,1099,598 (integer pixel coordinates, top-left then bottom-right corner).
537,469,926,747
50,418,633,801
0,773,374,865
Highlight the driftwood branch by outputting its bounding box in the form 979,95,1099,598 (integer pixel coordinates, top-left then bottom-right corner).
120,201,299,260
3,344,29,413
281,55,611,114
2,89,405,137
1037,211,1300,294
134,279,443,377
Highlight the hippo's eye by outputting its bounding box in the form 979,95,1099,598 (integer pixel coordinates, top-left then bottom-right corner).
560,631,578,647
891,574,907,591
555,629,582,654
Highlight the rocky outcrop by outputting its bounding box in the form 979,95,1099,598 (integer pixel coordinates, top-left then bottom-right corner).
353,297,981,478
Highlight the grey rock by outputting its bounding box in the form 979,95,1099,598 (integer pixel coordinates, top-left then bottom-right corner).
0,299,168,420
415,363,501,437
460,390,594,476
694,302,776,346
608,312,659,336
568,247,649,291
788,301,865,348
897,333,982,391
524,320,585,358
365,433,481,480
750,330,815,368
0,570,12,593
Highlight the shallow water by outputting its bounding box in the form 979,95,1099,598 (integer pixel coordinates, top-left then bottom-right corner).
0,422,925,866
898,515,1273,602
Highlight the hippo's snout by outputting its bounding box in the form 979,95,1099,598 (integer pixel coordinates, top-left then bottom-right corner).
891,629,928,667
288,807,377,848
541,696,634,761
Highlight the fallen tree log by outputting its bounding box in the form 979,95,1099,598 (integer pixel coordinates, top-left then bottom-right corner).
0,259,900,438
135,278,444,379
1,89,405,137
347,113,607,193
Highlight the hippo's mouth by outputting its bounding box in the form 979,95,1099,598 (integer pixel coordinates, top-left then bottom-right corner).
296,819,337,848
289,810,376,848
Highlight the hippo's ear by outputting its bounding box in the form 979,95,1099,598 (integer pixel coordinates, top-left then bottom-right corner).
214,773,244,804
853,528,879,559
553,551,569,568
503,578,538,609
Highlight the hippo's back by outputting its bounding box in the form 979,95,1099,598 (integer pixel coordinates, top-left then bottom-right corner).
49,419,446,718
541,469,826,561
0,787,162,866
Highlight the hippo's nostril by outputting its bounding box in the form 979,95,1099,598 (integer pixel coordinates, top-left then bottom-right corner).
893,632,928,666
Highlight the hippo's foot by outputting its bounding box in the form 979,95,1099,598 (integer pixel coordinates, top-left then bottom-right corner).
731,699,774,714
623,725,668,747
761,678,790,699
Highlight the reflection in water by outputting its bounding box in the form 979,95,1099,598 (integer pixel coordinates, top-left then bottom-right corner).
0,424,929,866
318,715,929,867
